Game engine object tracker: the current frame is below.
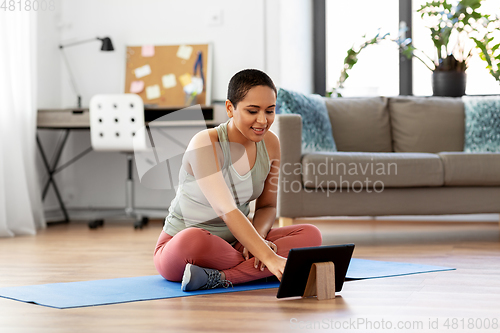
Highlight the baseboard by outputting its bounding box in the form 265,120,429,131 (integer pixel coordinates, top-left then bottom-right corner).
292,214,500,223
44,207,168,222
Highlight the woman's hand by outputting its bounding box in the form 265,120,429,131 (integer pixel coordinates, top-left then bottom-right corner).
264,255,287,281
254,240,278,271
243,243,286,281
242,240,278,271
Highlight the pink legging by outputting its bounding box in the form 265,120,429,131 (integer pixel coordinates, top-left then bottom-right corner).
154,224,322,285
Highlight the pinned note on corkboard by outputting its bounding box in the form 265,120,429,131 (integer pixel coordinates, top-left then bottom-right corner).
125,44,212,107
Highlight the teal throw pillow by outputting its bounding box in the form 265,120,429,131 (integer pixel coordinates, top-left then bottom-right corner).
463,96,500,152
276,88,337,153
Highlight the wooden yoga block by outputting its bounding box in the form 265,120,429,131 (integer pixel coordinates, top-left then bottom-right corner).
302,262,336,300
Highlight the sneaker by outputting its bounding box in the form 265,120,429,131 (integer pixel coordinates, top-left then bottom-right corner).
181,263,233,291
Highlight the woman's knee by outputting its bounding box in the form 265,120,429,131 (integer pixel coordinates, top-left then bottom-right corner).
299,224,323,246
176,227,211,239
170,227,213,258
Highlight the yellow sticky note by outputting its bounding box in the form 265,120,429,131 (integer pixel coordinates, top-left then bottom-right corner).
146,85,161,100
178,73,192,87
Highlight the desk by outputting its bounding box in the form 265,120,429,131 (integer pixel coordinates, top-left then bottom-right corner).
37,106,217,222
37,106,217,129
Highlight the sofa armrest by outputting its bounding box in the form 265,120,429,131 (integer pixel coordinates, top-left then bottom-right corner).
270,114,304,218
271,114,302,167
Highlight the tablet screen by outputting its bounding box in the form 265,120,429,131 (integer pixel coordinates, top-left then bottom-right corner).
276,244,355,298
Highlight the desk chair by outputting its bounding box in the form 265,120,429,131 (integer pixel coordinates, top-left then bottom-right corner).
89,94,149,229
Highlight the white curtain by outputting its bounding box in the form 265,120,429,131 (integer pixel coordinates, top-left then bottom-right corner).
0,11,45,237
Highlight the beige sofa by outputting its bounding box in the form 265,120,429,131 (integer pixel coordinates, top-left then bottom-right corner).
271,96,500,227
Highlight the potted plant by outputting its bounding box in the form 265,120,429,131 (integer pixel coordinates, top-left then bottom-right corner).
401,0,489,96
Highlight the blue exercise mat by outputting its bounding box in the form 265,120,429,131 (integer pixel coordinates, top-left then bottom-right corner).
346,258,454,279
0,258,454,309
0,276,279,309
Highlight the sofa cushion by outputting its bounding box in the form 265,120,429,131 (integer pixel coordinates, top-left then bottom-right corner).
276,88,337,153
439,152,500,186
324,97,392,152
301,152,444,189
389,97,465,153
463,96,500,152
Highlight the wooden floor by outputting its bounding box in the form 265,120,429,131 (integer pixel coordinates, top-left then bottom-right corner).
1,219,499,333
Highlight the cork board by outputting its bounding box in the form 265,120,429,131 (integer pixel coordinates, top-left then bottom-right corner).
124,44,212,107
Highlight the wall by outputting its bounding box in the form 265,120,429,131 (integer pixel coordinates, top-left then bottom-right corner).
37,0,63,211
37,0,62,109
278,0,313,93
36,0,313,216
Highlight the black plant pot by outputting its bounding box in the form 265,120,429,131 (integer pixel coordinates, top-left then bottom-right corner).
432,71,466,97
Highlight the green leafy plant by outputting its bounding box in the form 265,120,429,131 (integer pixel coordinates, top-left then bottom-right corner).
401,0,489,72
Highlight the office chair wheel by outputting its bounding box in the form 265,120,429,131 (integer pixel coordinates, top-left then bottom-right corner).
89,219,104,229
134,217,149,229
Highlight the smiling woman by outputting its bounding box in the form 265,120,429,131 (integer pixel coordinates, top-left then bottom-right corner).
228,85,276,139
153,69,322,292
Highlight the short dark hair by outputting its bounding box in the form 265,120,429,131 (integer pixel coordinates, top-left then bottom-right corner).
227,69,277,108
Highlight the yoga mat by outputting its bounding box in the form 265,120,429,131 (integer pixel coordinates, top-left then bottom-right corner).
0,258,454,309
346,258,455,280
0,276,279,309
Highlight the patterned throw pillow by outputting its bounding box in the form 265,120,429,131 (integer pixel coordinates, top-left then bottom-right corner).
276,88,337,153
463,96,500,152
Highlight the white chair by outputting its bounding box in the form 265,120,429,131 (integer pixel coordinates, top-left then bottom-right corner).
88,94,149,229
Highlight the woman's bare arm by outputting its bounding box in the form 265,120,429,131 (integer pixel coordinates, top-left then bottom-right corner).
252,130,280,239
185,130,286,280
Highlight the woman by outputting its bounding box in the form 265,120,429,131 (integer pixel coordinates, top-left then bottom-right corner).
154,69,322,291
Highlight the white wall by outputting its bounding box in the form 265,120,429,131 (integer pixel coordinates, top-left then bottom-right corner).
58,0,268,107
37,0,62,108
36,0,313,215
278,0,313,93
37,0,63,211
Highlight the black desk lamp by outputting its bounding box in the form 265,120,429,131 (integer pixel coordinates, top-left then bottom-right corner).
59,37,114,108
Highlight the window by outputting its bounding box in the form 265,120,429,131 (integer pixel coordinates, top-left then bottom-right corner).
321,0,500,96
412,0,500,95
326,0,400,97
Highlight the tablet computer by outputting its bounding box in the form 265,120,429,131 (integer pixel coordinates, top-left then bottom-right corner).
276,244,355,298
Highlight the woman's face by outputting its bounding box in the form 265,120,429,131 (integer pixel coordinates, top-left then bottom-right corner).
227,85,276,143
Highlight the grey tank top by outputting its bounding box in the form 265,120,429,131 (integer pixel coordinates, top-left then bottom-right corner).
163,119,271,244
